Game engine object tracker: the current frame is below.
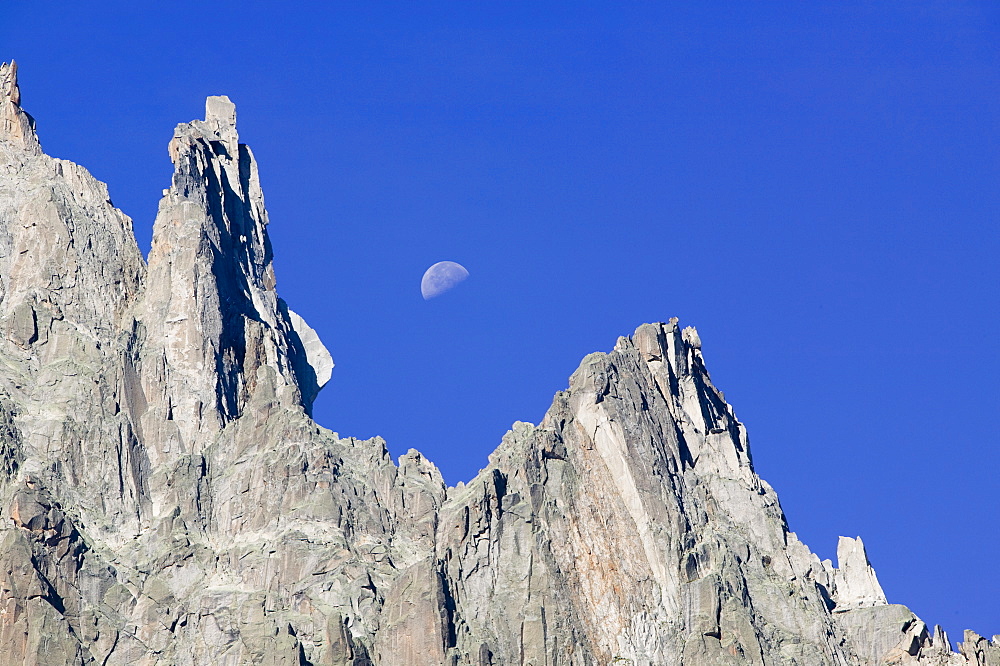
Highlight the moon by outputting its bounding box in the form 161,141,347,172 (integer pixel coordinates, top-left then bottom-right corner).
421,261,469,300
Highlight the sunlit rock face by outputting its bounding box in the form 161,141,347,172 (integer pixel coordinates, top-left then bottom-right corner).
0,61,997,665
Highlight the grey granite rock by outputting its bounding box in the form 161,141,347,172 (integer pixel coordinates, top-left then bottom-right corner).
286,307,335,404
0,62,996,665
832,536,888,611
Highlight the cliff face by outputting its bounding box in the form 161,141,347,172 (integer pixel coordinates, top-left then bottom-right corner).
0,61,995,665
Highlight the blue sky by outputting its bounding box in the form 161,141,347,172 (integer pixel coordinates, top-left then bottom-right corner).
4,0,998,645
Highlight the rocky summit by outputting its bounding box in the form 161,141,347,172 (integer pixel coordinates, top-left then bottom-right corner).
0,60,995,665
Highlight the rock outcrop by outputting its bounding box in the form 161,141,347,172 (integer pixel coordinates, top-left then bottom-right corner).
0,61,996,665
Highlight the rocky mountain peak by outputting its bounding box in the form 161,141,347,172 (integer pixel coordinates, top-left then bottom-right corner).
0,61,143,339
139,95,331,457
833,536,889,610
0,60,40,156
0,65,996,665
1,60,21,106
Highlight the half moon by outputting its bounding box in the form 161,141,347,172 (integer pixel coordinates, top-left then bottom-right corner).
421,261,469,300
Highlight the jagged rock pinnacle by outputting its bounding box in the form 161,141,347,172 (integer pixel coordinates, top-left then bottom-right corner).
0,60,40,155
834,535,889,610
1,60,22,105
140,95,331,456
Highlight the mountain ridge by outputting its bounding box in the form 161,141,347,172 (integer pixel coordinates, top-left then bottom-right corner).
0,60,996,665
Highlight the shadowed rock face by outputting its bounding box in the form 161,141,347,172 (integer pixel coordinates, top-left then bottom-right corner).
0,61,996,665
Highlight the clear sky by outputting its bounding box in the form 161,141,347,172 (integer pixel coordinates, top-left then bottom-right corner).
4,0,998,646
